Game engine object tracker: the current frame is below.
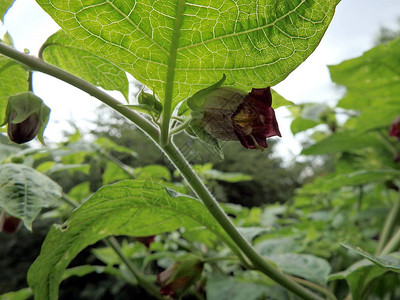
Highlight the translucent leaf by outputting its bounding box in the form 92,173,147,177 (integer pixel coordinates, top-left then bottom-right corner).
0,163,62,230
27,180,236,299
41,30,129,100
36,0,340,109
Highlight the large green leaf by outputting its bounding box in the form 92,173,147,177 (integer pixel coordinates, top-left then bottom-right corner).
27,180,236,300
330,36,400,131
0,163,62,230
40,30,129,100
36,0,340,109
0,57,28,123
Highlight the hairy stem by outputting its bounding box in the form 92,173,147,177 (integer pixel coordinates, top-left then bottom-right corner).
1,44,323,300
104,237,163,299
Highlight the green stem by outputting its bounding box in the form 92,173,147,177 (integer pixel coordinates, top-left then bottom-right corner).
61,193,80,208
0,43,323,300
377,197,400,254
160,0,186,146
104,236,163,300
98,149,136,178
170,116,191,135
60,195,162,299
163,142,324,300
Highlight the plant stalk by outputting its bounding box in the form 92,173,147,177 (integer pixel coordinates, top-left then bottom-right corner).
104,236,163,299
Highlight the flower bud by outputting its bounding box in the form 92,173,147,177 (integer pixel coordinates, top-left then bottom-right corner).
7,111,40,144
0,211,22,234
135,235,155,248
157,255,204,298
199,87,281,149
389,115,400,139
1,92,51,144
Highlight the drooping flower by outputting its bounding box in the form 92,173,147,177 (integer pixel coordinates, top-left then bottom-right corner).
389,115,400,139
199,86,281,149
231,87,281,149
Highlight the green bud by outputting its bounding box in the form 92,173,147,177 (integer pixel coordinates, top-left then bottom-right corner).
1,92,51,144
137,89,163,113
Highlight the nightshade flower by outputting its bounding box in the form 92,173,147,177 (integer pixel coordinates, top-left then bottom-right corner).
389,116,400,139
200,87,281,149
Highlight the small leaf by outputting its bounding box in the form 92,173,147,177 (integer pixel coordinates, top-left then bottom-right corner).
0,163,62,230
341,242,400,272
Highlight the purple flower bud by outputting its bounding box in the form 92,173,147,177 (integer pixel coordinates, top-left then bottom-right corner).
389,116,400,139
135,235,155,248
0,211,22,234
1,92,51,144
8,111,41,144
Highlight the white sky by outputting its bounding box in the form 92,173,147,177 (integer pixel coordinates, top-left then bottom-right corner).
2,0,400,156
